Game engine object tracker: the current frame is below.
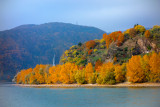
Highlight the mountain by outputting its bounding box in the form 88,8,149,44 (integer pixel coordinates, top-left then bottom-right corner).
0,22,105,81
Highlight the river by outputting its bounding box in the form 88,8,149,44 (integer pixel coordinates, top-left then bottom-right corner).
0,83,160,107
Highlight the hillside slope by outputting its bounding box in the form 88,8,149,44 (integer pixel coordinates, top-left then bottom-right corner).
60,25,160,67
0,22,105,81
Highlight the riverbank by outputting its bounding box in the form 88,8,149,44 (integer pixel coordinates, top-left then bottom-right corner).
13,82,160,88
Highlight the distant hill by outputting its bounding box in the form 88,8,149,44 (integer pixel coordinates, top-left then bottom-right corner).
0,22,105,81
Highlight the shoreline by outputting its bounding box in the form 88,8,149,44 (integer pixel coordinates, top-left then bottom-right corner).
13,82,160,88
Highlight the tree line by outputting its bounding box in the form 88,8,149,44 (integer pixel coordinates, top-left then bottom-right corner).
13,52,160,84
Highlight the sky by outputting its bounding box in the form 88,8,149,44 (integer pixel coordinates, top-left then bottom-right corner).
0,0,160,32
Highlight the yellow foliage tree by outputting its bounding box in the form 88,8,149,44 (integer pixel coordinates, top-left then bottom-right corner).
85,63,94,83
126,55,146,83
29,73,35,84
141,54,150,81
49,65,60,83
134,25,146,33
96,62,115,84
114,63,126,83
149,52,160,82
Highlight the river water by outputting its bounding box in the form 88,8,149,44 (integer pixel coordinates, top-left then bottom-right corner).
0,83,160,107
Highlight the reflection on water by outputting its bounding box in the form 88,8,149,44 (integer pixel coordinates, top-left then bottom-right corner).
0,83,160,107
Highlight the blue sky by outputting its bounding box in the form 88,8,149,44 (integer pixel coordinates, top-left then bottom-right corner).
0,0,160,32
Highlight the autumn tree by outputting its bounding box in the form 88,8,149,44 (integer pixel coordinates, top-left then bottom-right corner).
29,73,36,84
75,70,85,84
144,30,151,39
141,54,150,81
49,66,60,83
123,29,130,35
126,55,146,83
57,63,79,84
117,33,124,46
103,33,108,40
35,70,45,84
114,63,126,83
85,63,94,83
134,25,146,33
149,52,160,82
96,62,116,84
88,73,98,84
105,35,112,48
86,40,96,49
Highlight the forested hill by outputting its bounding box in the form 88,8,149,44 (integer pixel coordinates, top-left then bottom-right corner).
60,25,160,67
13,25,160,85
0,22,105,81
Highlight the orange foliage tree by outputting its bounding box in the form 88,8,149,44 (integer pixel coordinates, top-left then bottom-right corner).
126,55,146,83
49,65,60,83
86,40,96,49
16,68,32,84
105,35,112,48
144,30,151,39
103,33,108,40
117,33,124,46
149,52,160,82
85,63,94,83
104,31,124,48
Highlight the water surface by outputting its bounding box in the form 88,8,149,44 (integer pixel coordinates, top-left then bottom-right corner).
0,83,160,107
